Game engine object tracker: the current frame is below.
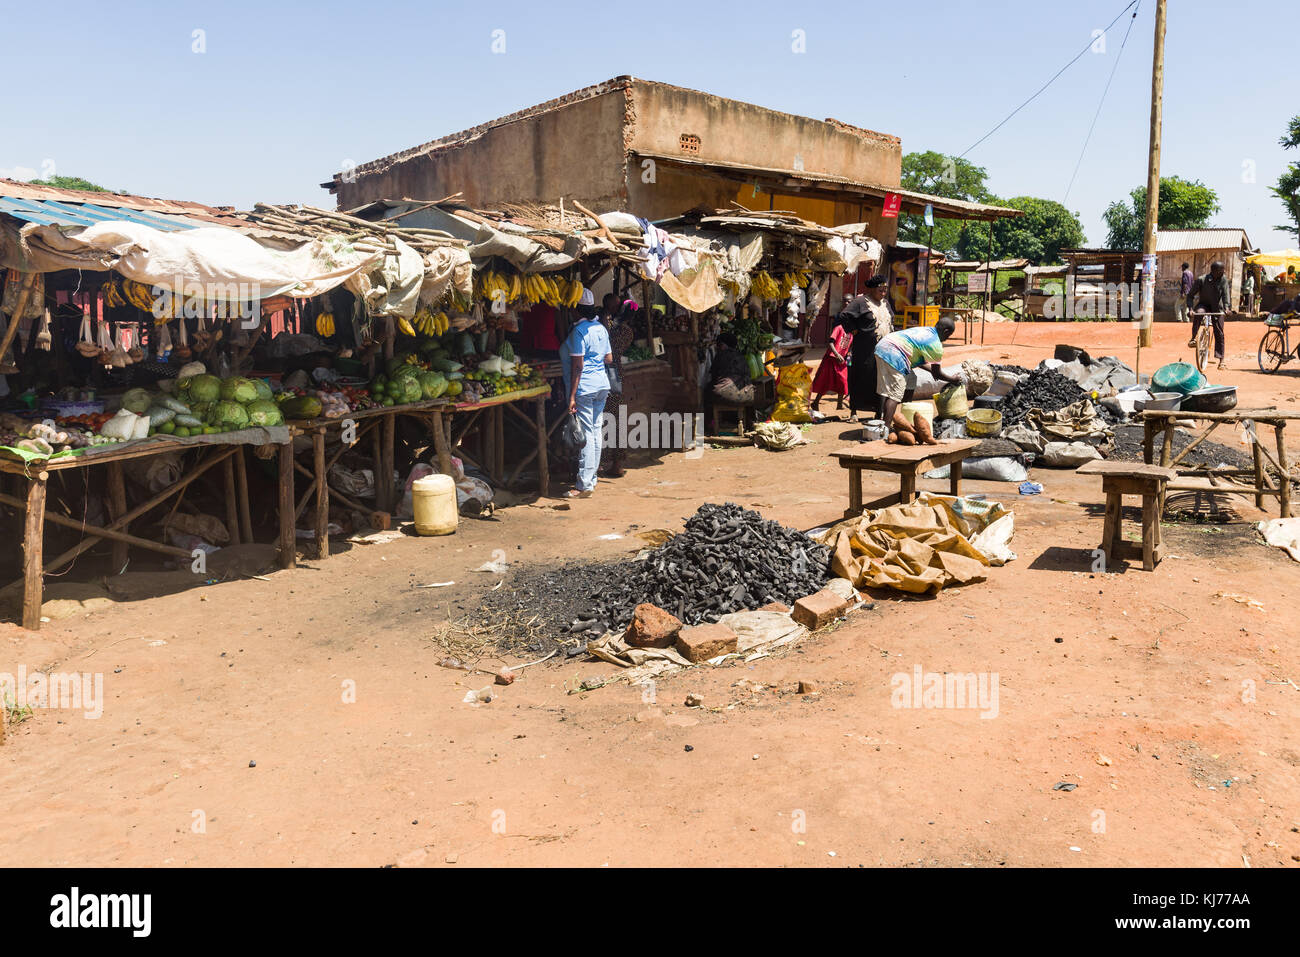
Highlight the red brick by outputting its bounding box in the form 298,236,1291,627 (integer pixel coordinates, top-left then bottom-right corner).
791,589,852,630
624,603,682,648
675,623,738,663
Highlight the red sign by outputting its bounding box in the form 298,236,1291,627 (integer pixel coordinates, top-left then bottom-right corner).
882,193,901,218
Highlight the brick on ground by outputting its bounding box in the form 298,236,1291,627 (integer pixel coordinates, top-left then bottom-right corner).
675,623,738,663
791,589,852,630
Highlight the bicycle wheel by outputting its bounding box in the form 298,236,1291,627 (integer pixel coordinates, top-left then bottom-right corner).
1195,326,1211,373
1258,330,1287,373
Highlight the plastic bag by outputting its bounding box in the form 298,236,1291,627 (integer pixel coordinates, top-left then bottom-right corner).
1039,441,1102,468
925,456,1028,483
771,362,812,423
559,413,587,453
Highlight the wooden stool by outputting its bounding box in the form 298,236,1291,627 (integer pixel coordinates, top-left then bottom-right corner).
711,401,754,437
1077,461,1176,571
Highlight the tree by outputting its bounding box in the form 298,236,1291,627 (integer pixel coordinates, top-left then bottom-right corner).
1102,175,1220,249
961,197,1086,264
28,175,109,193
1272,115,1300,242
897,151,991,251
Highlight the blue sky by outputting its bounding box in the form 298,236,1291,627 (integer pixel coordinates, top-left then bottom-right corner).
2,0,1294,249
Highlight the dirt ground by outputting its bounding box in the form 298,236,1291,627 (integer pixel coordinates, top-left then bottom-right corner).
3,320,1299,868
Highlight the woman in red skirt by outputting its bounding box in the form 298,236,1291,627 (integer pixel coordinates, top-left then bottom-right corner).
811,320,852,412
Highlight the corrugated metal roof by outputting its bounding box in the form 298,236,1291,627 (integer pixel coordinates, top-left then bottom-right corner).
0,196,198,231
1156,228,1253,253
0,178,246,229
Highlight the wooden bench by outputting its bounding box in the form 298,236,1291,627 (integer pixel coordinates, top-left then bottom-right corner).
1076,460,1177,571
830,439,982,517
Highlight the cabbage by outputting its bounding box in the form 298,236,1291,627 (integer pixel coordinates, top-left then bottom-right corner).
251,378,273,402
211,401,250,429
185,374,221,402
244,399,284,427
220,377,259,403
121,388,153,414
418,372,448,399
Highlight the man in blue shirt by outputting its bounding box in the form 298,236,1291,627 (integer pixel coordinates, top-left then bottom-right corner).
562,291,613,498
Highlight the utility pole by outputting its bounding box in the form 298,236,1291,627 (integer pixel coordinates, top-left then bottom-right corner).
1138,0,1166,370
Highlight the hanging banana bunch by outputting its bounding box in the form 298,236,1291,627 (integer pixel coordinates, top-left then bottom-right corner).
751,270,781,301
316,309,336,337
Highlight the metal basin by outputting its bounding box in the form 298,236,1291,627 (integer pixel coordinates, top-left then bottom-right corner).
1180,386,1238,414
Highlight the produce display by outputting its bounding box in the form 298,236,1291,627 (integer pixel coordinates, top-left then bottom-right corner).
365,330,544,406
0,413,119,455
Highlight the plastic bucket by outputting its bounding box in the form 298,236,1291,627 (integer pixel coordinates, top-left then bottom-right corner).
899,399,937,428
412,474,458,536
966,409,1003,436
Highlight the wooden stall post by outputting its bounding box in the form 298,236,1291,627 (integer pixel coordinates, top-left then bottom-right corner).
222,454,241,547
278,442,295,568
313,428,329,559
535,396,549,497
1276,421,1291,518
21,471,48,630
106,460,128,573
382,411,396,512
430,408,454,477
234,447,254,543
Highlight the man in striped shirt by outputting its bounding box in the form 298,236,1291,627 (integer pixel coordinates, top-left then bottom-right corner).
874,317,959,445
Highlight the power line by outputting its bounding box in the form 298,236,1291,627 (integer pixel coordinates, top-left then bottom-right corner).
1064,1,1142,200
959,0,1140,159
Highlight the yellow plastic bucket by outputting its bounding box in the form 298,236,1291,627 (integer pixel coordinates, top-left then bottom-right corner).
899,399,936,428
412,474,458,536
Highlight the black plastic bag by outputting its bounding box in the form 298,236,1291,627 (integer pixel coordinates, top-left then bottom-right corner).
559,413,586,454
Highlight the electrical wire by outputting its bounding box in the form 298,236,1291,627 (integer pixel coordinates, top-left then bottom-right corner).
1064,1,1142,200
959,0,1139,159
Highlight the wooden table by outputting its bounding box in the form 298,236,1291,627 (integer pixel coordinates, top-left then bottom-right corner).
287,399,454,559
1140,409,1296,518
286,386,552,560
830,439,981,517
1077,460,1176,571
0,431,294,630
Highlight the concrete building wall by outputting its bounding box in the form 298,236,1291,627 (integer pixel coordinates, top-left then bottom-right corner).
333,85,632,210
625,78,900,191
329,77,902,237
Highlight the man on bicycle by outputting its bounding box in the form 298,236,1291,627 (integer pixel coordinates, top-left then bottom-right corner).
1187,261,1230,370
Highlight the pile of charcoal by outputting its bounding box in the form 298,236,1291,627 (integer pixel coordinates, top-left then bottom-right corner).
998,368,1090,425
589,502,830,629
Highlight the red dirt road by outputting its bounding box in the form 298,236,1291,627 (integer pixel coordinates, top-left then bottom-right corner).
2,321,1298,867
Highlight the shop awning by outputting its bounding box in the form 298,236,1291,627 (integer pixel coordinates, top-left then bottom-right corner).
629,151,1024,222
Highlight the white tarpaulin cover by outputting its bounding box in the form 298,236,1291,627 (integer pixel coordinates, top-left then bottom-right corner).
1,220,383,299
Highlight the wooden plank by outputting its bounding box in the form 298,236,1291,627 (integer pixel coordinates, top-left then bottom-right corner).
313,429,329,559
847,467,863,515
223,455,241,547
21,473,47,630
234,447,253,543
535,397,549,497
1277,422,1291,518
106,460,128,573
1142,409,1300,422
430,409,453,477
38,447,237,578
1101,491,1121,559
1252,436,1265,510
1077,460,1176,479
0,491,192,558
381,412,395,514
278,442,295,569
1141,493,1158,570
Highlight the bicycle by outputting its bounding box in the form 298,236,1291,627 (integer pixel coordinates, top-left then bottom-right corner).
1190,311,1224,373
1258,311,1300,373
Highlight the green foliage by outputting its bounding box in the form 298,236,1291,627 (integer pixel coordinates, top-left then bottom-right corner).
1103,176,1220,249
898,151,992,251
1273,115,1300,241
28,175,109,193
897,152,1083,264
960,197,1086,265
